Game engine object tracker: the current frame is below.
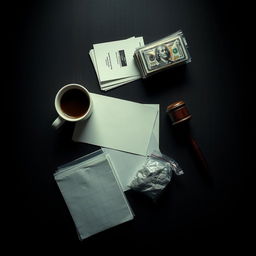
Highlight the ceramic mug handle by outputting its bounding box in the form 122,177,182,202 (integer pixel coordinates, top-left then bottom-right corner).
52,116,65,129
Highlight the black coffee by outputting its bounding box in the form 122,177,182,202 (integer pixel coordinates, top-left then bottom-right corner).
60,89,90,118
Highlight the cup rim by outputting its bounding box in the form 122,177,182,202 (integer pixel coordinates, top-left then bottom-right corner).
54,83,92,122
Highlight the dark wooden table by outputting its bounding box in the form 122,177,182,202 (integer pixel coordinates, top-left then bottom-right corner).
7,0,253,253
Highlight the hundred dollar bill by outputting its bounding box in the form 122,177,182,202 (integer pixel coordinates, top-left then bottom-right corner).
134,30,191,78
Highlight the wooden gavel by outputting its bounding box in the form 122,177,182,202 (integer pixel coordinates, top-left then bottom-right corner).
166,100,208,171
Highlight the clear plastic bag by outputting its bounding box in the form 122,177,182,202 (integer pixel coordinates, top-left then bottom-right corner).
129,151,184,200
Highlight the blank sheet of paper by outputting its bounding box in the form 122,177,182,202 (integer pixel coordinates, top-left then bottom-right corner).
102,104,160,191
73,94,158,156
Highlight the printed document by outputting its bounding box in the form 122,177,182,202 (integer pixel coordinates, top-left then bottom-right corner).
89,36,144,90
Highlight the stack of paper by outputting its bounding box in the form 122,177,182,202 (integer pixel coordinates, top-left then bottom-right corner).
89,37,144,91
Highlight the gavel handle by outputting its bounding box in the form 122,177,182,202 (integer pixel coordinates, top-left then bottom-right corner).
188,136,208,171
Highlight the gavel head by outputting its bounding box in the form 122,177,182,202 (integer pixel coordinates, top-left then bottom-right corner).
166,100,191,125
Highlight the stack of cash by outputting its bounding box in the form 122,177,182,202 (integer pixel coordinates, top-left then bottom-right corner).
134,30,191,78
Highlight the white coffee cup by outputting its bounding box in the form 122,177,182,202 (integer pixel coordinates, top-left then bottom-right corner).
52,83,93,129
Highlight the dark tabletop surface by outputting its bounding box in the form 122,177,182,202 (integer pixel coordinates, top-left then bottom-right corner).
6,0,253,253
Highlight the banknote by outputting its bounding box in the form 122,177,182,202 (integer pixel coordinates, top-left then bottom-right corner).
134,30,191,78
